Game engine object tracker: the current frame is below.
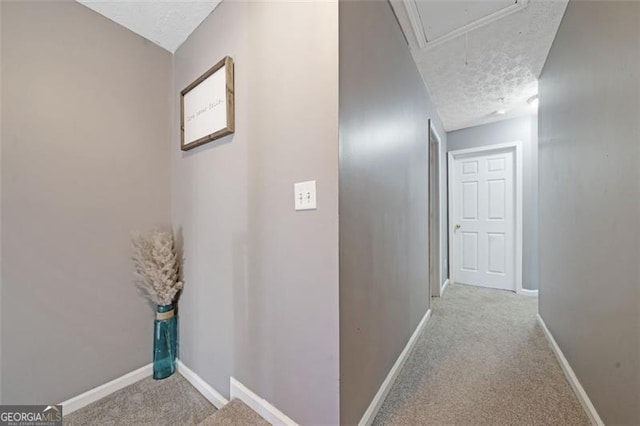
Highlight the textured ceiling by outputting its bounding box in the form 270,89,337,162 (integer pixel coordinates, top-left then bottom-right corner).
77,0,221,53
76,0,564,130
393,0,568,131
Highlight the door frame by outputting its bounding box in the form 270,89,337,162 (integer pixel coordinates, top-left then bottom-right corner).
428,120,444,297
447,141,523,293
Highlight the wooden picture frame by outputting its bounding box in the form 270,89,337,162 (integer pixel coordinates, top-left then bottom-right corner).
180,56,235,151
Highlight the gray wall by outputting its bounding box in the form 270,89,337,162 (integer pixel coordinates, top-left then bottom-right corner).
339,1,447,423
1,1,172,404
0,0,3,404
538,1,639,424
447,115,539,290
172,1,339,423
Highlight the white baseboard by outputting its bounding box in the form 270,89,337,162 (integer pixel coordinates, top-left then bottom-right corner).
61,363,152,415
230,377,298,426
61,360,229,416
518,288,538,296
441,278,450,295
536,314,603,426
359,309,432,426
177,360,228,409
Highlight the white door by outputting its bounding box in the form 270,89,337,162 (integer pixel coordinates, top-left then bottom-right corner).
429,126,441,297
450,149,515,290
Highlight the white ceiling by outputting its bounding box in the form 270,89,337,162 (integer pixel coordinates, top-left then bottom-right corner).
76,0,564,131
392,0,568,131
77,0,221,53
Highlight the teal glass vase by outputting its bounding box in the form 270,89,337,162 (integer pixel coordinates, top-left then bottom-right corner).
153,303,177,380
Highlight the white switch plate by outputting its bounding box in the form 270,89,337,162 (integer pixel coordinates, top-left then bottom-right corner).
294,180,317,211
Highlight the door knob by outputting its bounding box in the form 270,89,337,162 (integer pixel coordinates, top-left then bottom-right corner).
455,224,461,230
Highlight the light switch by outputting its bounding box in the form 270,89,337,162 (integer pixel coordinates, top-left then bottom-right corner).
294,180,317,211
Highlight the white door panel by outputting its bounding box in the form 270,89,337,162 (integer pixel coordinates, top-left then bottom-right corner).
451,150,515,290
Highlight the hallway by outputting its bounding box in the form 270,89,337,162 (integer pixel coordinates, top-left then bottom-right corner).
1,1,637,423
373,284,589,425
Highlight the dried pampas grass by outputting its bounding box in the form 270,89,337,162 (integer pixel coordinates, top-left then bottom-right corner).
132,230,183,306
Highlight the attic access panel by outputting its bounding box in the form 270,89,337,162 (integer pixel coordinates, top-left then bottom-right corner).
413,0,523,47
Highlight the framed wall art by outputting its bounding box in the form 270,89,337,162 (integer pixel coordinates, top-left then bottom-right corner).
180,56,235,151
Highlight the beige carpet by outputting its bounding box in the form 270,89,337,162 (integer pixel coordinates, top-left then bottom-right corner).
373,283,590,425
63,373,270,425
64,373,216,425
199,399,270,425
